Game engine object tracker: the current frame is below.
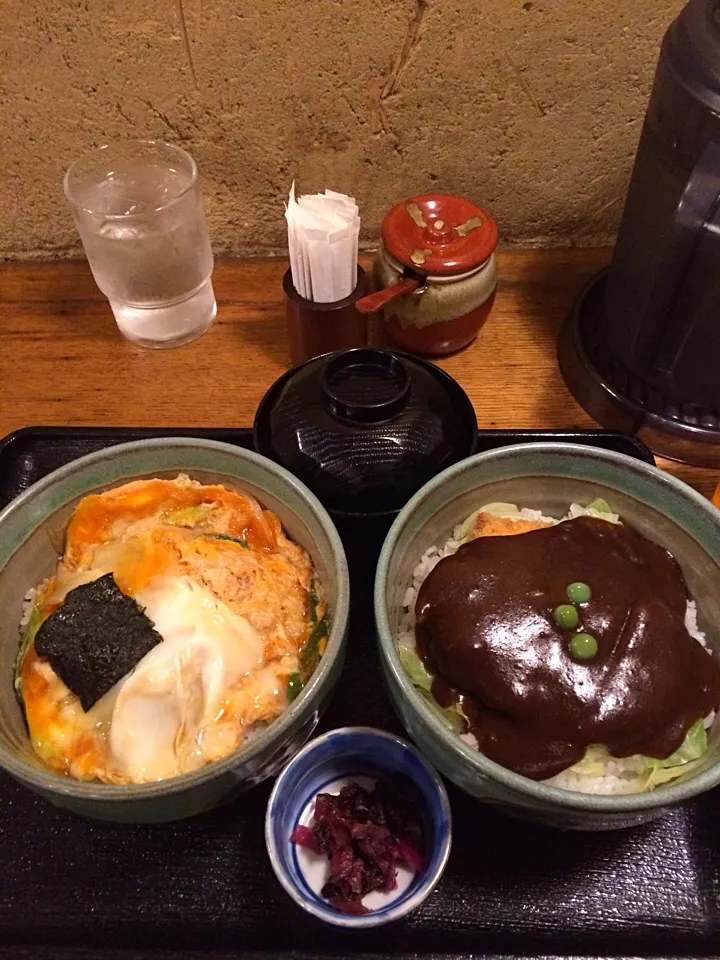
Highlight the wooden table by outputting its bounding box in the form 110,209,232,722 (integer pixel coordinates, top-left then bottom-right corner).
0,249,716,499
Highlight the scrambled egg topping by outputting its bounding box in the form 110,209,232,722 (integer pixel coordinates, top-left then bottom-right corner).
19,475,321,784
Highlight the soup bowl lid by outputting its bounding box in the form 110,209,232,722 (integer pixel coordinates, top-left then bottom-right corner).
253,348,477,518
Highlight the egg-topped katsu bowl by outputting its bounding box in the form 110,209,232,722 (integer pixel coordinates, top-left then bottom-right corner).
0,439,349,822
375,443,720,830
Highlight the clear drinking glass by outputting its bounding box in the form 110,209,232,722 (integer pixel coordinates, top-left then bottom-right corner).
64,139,216,348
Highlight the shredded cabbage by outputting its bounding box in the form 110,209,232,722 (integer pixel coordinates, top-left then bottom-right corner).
398,644,432,691
586,497,613,514
566,721,709,792
653,717,708,766
399,645,466,733
570,498,621,525
401,633,712,791
568,744,610,778
641,719,708,790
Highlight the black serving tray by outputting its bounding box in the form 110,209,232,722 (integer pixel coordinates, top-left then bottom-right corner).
1,426,718,960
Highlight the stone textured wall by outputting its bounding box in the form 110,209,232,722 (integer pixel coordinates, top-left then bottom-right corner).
0,0,683,260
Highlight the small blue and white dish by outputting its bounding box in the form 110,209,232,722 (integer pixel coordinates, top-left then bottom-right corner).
265,726,452,928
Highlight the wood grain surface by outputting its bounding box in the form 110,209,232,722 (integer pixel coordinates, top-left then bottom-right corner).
0,249,716,498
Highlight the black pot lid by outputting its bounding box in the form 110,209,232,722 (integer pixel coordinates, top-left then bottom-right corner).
253,348,477,517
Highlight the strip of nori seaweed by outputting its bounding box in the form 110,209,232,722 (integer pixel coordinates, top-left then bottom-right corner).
34,573,162,712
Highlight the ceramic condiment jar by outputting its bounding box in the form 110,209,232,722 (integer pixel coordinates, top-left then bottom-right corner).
371,193,498,357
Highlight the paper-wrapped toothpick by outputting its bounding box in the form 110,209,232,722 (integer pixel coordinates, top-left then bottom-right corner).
285,184,361,303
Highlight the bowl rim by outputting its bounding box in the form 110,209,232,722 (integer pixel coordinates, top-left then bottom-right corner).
264,725,452,928
374,441,720,814
0,437,350,801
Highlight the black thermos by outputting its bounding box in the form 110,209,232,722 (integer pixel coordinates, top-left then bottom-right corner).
604,0,720,410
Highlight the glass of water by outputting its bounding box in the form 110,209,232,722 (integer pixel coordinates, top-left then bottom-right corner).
64,139,216,348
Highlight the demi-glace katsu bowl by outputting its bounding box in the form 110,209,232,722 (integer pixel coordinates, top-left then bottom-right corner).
0,439,349,822
375,443,720,830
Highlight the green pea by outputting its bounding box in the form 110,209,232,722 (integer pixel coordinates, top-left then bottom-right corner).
569,632,598,660
566,581,591,604
553,604,579,629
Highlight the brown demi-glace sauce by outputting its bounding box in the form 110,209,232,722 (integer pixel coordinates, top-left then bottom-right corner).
415,516,720,780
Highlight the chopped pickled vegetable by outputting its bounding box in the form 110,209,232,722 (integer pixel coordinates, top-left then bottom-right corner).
290,775,425,914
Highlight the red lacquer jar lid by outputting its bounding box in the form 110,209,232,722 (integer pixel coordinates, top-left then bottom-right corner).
381,192,498,275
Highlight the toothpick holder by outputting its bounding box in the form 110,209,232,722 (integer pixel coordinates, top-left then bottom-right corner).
283,266,370,366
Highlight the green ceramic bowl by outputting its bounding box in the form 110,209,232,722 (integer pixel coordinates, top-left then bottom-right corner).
0,439,349,822
375,443,720,830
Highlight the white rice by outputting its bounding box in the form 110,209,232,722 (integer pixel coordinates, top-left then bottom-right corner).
396,505,713,796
